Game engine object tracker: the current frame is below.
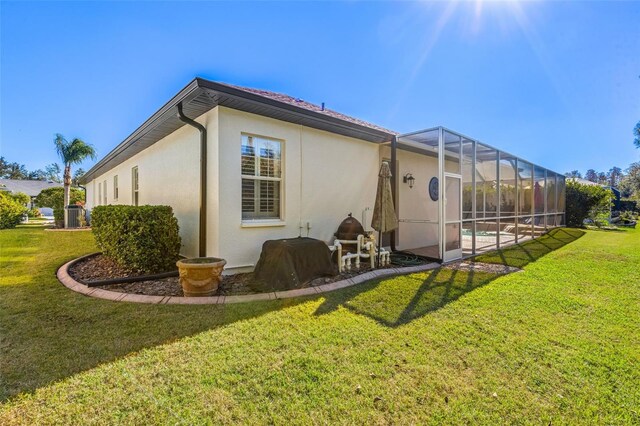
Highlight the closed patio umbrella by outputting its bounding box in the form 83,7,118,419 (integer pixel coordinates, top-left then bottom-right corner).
371,161,398,267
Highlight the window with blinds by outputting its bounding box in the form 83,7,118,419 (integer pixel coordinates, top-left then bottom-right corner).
241,135,282,220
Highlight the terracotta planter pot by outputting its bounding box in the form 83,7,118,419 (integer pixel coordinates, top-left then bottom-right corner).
176,257,226,297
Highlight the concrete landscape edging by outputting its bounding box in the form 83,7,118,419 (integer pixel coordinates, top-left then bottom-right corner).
56,258,440,305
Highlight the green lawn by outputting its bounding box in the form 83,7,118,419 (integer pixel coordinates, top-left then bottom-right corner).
1,225,638,424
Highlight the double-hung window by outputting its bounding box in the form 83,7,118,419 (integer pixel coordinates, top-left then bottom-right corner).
241,135,282,220
132,166,139,206
113,175,119,200
103,180,107,205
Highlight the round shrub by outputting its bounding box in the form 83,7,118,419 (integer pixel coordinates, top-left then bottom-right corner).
91,205,182,273
27,208,42,218
0,192,27,229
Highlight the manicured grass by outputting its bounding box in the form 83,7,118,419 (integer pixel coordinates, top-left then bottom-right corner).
1,226,638,424
474,228,588,269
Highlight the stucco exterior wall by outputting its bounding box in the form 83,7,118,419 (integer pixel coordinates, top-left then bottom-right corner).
85,109,219,257
380,146,439,251
86,106,383,271
217,107,380,271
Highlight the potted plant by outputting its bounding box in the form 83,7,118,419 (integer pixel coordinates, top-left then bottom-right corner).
176,257,227,297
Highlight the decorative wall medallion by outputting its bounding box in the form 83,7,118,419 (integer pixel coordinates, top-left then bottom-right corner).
429,177,439,201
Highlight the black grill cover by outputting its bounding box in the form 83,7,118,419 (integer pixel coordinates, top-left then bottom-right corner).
253,237,335,291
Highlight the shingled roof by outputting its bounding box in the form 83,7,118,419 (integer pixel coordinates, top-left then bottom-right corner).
0,179,63,197
223,82,397,135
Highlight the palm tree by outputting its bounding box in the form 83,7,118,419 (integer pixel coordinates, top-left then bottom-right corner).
54,134,96,227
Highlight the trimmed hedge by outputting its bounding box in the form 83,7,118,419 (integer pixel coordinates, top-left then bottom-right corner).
0,192,26,229
91,205,182,273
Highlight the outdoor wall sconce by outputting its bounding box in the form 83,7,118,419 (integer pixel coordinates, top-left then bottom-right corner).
403,173,415,189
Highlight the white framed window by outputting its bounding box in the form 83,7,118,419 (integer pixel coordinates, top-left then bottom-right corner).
97,182,102,206
113,175,119,200
103,180,107,205
241,135,282,220
132,166,139,206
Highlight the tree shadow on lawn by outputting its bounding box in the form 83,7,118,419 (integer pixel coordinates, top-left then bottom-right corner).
313,227,585,328
474,228,585,269
0,228,584,402
1,226,319,402
0,273,308,402
316,267,497,328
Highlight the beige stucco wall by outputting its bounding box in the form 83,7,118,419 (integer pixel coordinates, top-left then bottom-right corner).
86,106,391,270
216,107,380,271
85,109,219,257
380,146,439,252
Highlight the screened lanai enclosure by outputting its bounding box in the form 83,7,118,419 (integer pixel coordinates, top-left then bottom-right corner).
385,127,566,262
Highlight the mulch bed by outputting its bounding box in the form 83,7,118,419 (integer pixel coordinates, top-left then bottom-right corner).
68,253,405,297
69,254,157,281
69,254,521,298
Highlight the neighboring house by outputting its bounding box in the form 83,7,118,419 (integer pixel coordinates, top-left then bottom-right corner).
0,179,63,215
81,78,565,272
568,177,600,187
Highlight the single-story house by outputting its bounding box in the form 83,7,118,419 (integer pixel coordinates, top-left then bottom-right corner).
0,179,62,215
81,78,565,272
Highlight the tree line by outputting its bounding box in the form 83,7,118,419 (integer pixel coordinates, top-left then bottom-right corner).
565,121,640,201
0,156,86,186
565,163,640,200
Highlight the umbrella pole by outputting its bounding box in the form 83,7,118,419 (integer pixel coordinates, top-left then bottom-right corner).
376,203,384,269
377,205,384,269
377,231,382,268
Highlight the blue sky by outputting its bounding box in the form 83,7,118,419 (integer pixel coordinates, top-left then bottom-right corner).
2,1,639,175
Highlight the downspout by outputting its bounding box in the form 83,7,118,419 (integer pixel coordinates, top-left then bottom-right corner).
77,184,87,203
77,184,88,226
177,102,207,257
390,134,397,252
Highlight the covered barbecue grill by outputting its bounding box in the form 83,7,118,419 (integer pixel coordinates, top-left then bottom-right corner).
253,237,335,291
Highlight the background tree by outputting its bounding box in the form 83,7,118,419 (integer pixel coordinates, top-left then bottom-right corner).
565,170,582,178
34,187,84,223
585,169,598,182
27,169,47,180
607,167,623,187
0,157,9,177
0,157,63,182
44,163,62,182
72,168,86,186
597,172,608,185
619,162,640,200
2,162,29,179
53,134,96,227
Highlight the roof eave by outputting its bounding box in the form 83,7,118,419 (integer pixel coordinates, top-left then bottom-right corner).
80,79,203,184
81,78,396,184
